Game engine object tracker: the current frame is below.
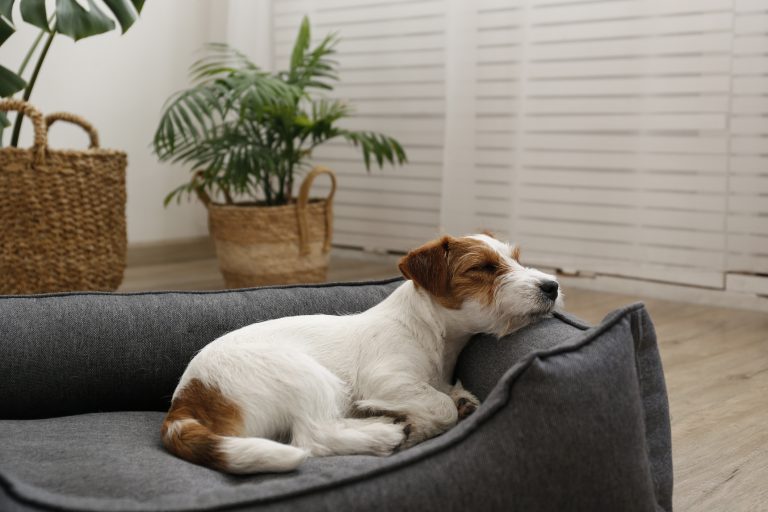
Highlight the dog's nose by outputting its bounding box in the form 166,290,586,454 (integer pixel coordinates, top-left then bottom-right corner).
539,280,559,300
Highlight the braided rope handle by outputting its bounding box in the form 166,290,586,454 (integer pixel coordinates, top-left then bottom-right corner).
297,166,337,255
0,99,47,165
192,171,212,207
45,112,100,149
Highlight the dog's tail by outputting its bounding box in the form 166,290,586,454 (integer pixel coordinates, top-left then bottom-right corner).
161,416,308,474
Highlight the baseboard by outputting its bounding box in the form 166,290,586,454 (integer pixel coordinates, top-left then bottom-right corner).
126,236,216,267
126,240,400,268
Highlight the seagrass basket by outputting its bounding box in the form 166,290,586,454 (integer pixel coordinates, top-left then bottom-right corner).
199,166,337,287
0,100,127,294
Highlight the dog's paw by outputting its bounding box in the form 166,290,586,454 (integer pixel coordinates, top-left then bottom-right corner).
449,381,481,421
455,397,478,420
366,421,409,456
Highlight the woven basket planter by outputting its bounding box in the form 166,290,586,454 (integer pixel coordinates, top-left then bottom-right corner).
200,166,337,287
0,100,127,294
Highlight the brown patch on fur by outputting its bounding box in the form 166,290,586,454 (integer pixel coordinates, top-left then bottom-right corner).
160,378,243,471
512,245,521,263
399,236,511,309
481,230,497,239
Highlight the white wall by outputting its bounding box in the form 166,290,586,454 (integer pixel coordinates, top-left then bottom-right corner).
0,0,270,244
223,0,273,70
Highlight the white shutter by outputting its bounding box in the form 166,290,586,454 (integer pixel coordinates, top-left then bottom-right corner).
272,0,446,252
728,0,768,276
511,0,734,288
268,0,767,291
440,0,522,241
440,0,736,288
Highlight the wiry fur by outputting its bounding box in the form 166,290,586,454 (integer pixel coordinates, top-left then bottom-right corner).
162,234,562,473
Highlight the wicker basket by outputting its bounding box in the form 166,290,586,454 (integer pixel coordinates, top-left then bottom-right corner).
0,100,127,294
200,166,337,287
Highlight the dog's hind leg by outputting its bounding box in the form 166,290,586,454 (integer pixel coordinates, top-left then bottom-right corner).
213,346,407,458
291,416,407,457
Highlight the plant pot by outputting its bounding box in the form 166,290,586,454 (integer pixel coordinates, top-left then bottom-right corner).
201,166,337,287
0,100,127,294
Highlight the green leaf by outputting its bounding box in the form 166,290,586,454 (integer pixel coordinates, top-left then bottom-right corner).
0,111,9,129
163,183,189,207
20,0,50,31
0,64,26,96
56,0,115,41
131,0,145,13
0,11,14,44
293,114,312,127
284,24,339,91
290,16,310,76
102,0,139,33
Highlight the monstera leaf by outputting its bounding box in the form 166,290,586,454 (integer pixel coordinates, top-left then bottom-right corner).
0,0,144,138
0,0,144,93
18,0,144,36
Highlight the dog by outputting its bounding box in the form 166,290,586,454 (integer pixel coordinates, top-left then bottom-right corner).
161,233,562,474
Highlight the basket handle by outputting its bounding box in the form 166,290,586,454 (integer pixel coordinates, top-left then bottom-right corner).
0,99,46,165
45,112,100,149
296,166,337,256
192,171,212,207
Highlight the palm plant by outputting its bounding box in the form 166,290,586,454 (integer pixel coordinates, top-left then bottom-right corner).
153,17,407,207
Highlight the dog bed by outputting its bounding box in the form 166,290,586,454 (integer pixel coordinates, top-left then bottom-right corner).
0,278,672,511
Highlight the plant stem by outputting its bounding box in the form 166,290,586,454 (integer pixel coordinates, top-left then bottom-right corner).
279,135,295,204
277,165,286,204
10,30,56,147
262,168,273,205
0,29,46,145
285,160,295,203
221,183,234,204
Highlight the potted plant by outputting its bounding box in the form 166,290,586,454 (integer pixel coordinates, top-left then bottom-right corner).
153,17,407,287
0,1,143,294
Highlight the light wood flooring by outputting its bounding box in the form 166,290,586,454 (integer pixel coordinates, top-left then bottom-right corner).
120,253,768,512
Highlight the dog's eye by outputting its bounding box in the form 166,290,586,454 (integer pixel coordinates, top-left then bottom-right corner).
470,263,497,273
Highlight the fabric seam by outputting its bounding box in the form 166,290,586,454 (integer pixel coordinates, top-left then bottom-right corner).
0,277,405,300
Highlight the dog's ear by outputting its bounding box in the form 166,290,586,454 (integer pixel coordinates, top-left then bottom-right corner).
399,236,454,297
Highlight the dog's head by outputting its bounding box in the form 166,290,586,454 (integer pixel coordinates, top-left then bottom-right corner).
398,233,563,337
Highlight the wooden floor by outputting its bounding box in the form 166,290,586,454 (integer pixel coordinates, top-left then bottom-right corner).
121,253,768,512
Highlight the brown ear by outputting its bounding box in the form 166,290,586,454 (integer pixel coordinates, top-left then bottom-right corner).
398,236,453,297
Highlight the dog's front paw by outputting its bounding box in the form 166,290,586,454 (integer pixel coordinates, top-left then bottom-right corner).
449,381,481,421
367,420,410,456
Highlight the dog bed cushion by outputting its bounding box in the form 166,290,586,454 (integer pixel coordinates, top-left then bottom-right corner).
0,278,672,512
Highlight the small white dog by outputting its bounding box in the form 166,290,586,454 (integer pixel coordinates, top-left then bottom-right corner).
162,233,562,474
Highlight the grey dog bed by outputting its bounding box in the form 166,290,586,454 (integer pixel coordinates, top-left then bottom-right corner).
0,278,672,512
